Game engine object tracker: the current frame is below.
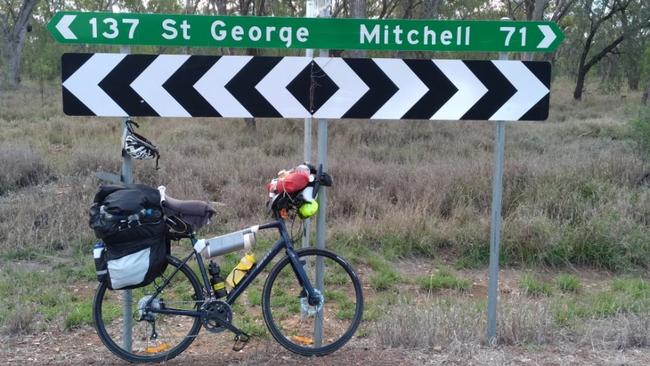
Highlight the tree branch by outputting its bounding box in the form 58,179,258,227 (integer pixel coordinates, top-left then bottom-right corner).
583,34,625,73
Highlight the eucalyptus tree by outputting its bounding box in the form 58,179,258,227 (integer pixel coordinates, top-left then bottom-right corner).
571,0,650,100
1,0,39,88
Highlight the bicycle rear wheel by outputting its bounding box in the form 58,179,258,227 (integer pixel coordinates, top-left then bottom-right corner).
262,248,364,356
93,255,203,363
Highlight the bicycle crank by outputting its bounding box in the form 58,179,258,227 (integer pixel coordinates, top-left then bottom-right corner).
201,300,232,333
201,300,250,351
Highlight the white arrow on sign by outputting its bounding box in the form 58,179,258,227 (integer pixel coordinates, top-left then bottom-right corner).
56,14,77,40
62,53,127,116
371,59,428,119
536,25,557,49
194,56,254,118
313,57,369,119
131,55,192,117
256,57,311,118
431,60,488,120
489,60,549,121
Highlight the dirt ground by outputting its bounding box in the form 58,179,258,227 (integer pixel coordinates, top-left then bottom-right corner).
2,324,650,366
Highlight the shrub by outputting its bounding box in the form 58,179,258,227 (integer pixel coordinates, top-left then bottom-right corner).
416,268,471,292
370,270,401,291
629,107,650,162
555,274,581,293
519,274,553,297
0,144,52,195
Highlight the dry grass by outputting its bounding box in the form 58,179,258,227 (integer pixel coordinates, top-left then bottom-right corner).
374,297,558,352
0,144,52,195
1,79,649,271
1,75,650,357
374,296,650,353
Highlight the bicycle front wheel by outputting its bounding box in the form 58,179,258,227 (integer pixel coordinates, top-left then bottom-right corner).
262,248,363,356
93,255,204,363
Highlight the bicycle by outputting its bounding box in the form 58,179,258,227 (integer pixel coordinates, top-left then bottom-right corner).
92,168,364,363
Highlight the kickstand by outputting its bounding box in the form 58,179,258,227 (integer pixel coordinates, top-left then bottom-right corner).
232,333,250,352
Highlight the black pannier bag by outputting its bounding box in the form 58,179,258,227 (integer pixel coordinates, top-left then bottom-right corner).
89,184,169,290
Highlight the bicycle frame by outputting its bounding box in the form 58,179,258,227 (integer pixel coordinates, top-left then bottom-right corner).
148,218,317,318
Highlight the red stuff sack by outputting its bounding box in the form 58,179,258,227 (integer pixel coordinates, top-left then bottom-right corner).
267,171,310,194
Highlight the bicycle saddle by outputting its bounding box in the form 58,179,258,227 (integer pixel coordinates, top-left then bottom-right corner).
158,186,216,230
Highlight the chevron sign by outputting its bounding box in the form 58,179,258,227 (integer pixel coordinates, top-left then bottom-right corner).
61,53,551,121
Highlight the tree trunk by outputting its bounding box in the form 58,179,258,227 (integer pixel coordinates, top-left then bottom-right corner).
212,0,227,14
522,0,549,61
0,0,39,88
423,0,442,19
574,68,587,100
349,0,367,58
628,73,640,91
573,34,626,101
643,79,650,105
7,44,24,86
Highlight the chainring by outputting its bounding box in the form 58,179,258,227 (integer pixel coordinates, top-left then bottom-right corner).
202,300,233,333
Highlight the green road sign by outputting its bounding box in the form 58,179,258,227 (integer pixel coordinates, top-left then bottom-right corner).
48,12,564,52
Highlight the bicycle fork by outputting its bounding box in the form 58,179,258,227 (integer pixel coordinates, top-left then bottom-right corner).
286,249,322,308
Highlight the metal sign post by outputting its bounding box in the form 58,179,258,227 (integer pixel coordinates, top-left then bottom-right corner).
119,45,133,353
313,0,330,348
302,0,315,250
486,18,510,344
314,117,328,347
120,118,133,352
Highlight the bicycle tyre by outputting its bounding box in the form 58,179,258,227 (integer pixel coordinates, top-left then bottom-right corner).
261,248,364,356
93,255,203,363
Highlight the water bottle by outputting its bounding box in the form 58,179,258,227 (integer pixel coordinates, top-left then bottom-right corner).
226,254,256,288
202,229,257,259
208,261,228,298
93,242,108,283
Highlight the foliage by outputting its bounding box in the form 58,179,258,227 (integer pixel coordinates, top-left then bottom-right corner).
519,273,553,297
416,268,471,292
629,107,650,161
555,274,581,293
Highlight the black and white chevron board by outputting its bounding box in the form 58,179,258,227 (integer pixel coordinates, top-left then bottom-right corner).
61,53,551,121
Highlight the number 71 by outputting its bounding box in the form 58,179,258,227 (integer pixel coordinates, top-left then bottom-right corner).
500,26,526,47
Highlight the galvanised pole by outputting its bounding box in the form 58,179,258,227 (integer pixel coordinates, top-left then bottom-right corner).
486,18,510,344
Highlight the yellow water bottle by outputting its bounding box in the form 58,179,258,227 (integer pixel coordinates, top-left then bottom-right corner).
226,253,256,288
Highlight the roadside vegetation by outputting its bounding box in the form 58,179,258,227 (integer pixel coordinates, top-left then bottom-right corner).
1,80,649,357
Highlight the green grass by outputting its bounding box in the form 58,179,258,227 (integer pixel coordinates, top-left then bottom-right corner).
236,313,267,337
0,258,99,333
629,106,650,161
363,250,401,291
369,270,401,291
64,299,94,330
555,274,581,293
553,277,650,327
416,268,471,292
247,288,262,307
519,274,553,297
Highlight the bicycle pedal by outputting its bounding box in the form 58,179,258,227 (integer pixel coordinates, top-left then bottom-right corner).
232,334,250,352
